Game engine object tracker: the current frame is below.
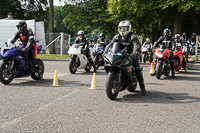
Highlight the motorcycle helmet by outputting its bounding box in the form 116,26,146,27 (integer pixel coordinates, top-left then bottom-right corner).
16,20,27,33
163,28,171,37
99,33,105,38
175,34,180,41
146,38,150,43
118,20,131,36
77,30,84,36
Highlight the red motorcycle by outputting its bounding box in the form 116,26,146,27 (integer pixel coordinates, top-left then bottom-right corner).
173,43,187,72
154,45,172,79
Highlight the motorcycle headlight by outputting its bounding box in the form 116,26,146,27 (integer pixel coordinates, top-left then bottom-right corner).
155,53,164,58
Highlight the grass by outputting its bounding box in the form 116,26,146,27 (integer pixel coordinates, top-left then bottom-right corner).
37,54,70,59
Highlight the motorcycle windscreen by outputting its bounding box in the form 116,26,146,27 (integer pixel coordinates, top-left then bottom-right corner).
94,43,104,52
111,42,121,53
159,44,166,51
72,43,81,48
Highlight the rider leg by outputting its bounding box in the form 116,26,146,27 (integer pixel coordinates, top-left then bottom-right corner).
86,48,96,72
170,52,175,78
131,53,146,95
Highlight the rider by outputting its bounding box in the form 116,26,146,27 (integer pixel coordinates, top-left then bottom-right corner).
74,30,96,72
104,20,146,96
175,34,186,66
10,20,38,68
181,33,189,61
142,38,153,62
152,28,176,78
190,33,196,43
96,33,109,49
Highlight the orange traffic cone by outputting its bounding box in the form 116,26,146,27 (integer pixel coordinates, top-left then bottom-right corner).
89,73,97,90
52,70,59,86
149,62,154,74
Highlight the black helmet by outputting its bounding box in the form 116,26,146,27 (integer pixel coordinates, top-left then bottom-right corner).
99,33,105,37
175,34,180,41
192,33,196,36
163,28,171,37
16,20,27,33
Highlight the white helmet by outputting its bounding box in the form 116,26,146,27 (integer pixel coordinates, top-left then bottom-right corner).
146,38,150,43
77,30,84,35
118,20,131,36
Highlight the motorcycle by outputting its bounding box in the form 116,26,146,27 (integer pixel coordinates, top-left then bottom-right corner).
0,39,44,84
189,41,195,55
68,43,92,74
92,43,104,70
141,46,153,63
154,44,172,79
173,43,187,72
104,42,137,100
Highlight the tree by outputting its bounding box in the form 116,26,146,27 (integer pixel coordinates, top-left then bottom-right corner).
49,0,55,54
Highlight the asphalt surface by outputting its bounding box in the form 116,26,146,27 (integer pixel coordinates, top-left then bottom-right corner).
0,59,200,133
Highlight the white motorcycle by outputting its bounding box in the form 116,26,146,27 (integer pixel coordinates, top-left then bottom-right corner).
68,43,92,74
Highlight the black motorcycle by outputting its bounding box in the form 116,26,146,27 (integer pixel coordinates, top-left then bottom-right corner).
104,42,137,100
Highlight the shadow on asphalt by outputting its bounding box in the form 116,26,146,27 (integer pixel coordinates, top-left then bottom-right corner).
75,70,107,76
116,90,200,104
7,79,90,87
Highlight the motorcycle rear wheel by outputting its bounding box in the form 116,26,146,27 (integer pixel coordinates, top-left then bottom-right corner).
106,72,119,100
84,63,92,72
127,82,137,92
31,59,44,80
0,62,14,84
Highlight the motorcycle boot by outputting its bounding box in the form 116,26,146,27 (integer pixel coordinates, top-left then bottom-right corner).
135,67,146,96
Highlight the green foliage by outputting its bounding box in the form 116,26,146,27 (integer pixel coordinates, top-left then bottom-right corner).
0,0,47,21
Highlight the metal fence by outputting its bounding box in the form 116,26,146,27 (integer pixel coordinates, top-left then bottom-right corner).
45,32,70,56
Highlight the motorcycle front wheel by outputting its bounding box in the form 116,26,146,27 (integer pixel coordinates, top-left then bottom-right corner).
106,72,119,100
142,54,146,63
69,57,78,74
93,56,99,71
0,62,14,84
156,63,163,79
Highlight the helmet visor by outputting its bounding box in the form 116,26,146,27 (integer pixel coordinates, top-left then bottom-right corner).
119,26,129,32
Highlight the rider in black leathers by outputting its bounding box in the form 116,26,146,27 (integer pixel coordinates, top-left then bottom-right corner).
10,20,38,68
104,20,146,96
74,30,96,72
152,28,176,78
96,33,108,49
175,34,186,66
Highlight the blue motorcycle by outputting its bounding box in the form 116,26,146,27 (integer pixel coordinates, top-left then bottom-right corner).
92,43,104,71
0,39,44,84
189,41,195,55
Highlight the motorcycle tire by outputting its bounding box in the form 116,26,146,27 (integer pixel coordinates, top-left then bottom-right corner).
93,57,99,71
69,58,78,74
31,59,44,80
143,54,146,63
127,82,137,92
106,72,119,100
0,62,14,84
156,63,162,79
84,63,92,72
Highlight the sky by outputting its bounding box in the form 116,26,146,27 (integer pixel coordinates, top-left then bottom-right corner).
54,0,65,6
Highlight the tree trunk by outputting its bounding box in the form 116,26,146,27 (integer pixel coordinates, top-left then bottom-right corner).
49,0,55,54
174,14,181,35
